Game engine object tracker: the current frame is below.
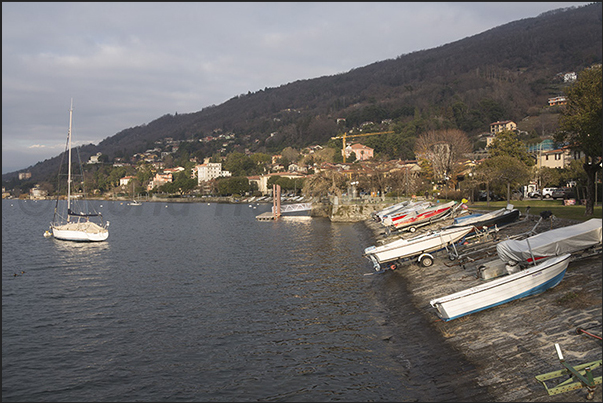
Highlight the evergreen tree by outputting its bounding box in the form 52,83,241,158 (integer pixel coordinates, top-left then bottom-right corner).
556,65,602,216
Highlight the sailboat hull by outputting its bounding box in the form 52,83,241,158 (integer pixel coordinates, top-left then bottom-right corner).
52,222,109,242
50,101,110,243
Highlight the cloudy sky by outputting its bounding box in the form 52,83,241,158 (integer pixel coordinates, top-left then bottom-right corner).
2,2,590,174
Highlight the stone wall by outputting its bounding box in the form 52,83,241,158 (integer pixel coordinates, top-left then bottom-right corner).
329,203,391,222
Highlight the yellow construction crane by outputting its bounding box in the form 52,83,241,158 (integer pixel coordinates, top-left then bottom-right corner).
331,131,394,163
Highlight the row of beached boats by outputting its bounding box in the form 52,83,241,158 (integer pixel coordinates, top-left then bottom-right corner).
364,199,602,322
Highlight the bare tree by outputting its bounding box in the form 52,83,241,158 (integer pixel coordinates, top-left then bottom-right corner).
414,129,472,184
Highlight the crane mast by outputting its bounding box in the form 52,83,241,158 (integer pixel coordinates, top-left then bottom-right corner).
331,131,394,163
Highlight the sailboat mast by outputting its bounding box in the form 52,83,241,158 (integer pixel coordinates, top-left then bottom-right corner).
67,99,73,212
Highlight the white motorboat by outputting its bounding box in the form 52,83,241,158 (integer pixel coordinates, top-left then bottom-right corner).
363,225,475,270
429,253,571,321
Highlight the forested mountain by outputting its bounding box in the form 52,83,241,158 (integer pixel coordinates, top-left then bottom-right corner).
5,3,601,183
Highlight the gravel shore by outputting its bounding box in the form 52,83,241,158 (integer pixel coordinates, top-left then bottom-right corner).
363,212,602,402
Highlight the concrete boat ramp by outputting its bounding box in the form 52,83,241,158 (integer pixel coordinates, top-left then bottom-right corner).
364,215,602,402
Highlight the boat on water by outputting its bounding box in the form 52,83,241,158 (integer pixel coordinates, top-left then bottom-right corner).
49,101,109,242
386,200,457,233
364,225,475,270
496,218,602,264
429,253,572,321
448,204,520,229
128,182,142,205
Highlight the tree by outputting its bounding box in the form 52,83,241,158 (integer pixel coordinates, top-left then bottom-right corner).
215,176,250,196
478,156,532,203
302,170,346,199
223,152,254,176
556,65,602,216
414,129,472,184
487,130,534,166
473,160,498,206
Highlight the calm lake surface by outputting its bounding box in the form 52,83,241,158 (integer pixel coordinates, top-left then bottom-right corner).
2,199,491,402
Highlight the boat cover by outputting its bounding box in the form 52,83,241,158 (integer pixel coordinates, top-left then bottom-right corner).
496,218,602,263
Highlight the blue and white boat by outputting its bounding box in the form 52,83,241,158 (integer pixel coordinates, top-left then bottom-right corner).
429,253,571,321
448,204,520,229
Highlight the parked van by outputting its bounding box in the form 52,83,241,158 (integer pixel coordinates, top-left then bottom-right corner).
541,187,559,198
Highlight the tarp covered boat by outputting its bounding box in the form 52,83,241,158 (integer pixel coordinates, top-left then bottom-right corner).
496,218,602,264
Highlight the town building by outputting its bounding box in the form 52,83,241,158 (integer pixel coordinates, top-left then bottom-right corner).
195,163,231,185
548,96,567,106
344,143,374,161
119,175,136,186
87,152,102,164
489,120,517,134
535,147,585,170
147,172,173,191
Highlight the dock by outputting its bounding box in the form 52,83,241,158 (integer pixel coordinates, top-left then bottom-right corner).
256,212,276,221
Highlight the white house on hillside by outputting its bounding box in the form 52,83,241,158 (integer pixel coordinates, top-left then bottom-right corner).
195,163,231,185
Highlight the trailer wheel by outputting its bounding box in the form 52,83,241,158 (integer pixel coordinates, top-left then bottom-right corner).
409,226,416,233
420,255,433,267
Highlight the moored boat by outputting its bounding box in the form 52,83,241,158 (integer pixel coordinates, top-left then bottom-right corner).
429,253,572,321
49,100,109,242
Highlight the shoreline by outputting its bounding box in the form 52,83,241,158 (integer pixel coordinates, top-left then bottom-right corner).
362,214,602,402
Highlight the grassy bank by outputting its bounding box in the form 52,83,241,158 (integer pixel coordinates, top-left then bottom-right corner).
464,199,602,221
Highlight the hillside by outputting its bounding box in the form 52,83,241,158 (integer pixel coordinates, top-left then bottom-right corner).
4,3,601,184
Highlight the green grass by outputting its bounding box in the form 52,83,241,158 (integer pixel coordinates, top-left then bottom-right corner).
464,200,602,221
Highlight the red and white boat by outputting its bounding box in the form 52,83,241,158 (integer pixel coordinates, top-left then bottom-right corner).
381,200,432,227
387,200,457,233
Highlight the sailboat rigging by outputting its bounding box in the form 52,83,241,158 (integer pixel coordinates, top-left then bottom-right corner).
128,180,142,206
49,100,109,242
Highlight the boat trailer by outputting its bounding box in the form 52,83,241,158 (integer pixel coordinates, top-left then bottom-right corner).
535,343,601,400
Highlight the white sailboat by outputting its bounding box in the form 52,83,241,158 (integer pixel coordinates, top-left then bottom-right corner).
128,180,142,206
49,101,109,242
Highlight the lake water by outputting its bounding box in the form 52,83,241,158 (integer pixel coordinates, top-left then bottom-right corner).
2,199,491,402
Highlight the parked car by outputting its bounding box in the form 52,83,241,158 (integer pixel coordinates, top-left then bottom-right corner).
527,190,542,199
541,187,559,199
477,191,502,201
550,188,566,200
551,188,575,200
